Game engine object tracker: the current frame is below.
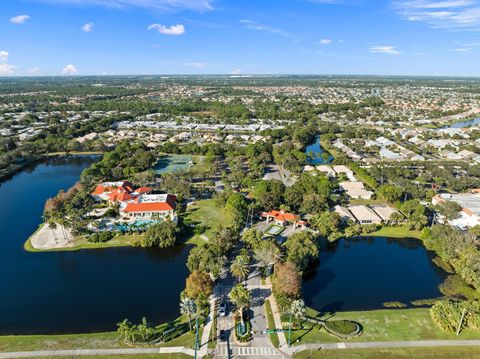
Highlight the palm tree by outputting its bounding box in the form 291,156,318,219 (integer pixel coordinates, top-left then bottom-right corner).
230,254,250,283
290,299,306,327
229,284,251,325
254,240,282,275
180,297,197,331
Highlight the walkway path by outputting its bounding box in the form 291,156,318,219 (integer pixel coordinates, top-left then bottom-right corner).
292,339,480,355
265,278,288,353
0,346,195,358
4,339,480,358
198,295,216,357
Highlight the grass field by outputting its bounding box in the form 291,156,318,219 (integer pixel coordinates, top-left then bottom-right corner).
285,307,480,345
264,300,280,348
362,226,422,239
182,199,233,241
26,355,190,359
294,347,480,359
0,315,202,352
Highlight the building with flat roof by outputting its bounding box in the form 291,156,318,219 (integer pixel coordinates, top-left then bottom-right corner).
371,205,399,223
333,205,357,223
348,205,382,225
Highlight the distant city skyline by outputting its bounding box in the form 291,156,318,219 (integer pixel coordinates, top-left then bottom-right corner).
2,0,480,76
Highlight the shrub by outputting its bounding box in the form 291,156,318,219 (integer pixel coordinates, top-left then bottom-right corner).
430,300,465,333
324,320,358,336
88,231,115,243
234,320,252,343
383,301,407,308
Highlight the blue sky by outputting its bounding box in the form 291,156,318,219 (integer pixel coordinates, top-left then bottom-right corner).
1,0,480,76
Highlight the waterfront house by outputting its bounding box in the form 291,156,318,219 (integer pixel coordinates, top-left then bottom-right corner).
348,205,382,225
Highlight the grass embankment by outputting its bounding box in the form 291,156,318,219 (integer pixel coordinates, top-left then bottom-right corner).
362,225,422,239
181,199,233,243
24,229,141,252
294,347,480,359
25,356,190,359
285,307,480,346
264,300,280,348
0,316,202,353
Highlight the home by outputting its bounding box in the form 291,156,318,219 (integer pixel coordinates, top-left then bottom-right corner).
124,194,177,221
261,210,306,229
432,193,480,228
348,205,382,225
333,205,357,223
371,205,400,223
339,181,373,200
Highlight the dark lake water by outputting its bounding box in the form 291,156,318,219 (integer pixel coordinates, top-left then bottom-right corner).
0,156,190,335
303,237,447,313
305,136,333,165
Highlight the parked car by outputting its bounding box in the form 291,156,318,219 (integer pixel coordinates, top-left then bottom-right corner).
219,302,227,317
219,330,227,341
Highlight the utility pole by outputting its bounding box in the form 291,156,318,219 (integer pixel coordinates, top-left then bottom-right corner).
194,316,199,359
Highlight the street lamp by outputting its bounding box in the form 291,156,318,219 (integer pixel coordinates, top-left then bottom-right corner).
288,313,292,347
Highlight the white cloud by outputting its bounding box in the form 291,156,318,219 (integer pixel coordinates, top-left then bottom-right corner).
82,22,93,32
370,45,401,55
61,64,79,75
230,68,242,75
33,0,213,12
148,23,185,35
240,19,292,38
394,0,480,30
0,64,17,75
319,38,333,44
183,62,207,69
10,14,30,24
0,50,9,62
27,66,41,75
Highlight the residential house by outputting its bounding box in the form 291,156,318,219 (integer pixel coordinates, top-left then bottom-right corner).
348,205,382,225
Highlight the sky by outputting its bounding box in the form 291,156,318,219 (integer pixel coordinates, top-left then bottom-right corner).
1,0,480,76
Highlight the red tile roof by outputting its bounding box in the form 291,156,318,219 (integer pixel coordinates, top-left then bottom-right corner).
124,202,175,213
261,210,298,223
135,186,152,194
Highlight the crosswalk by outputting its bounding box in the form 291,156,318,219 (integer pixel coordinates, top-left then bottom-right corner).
215,346,282,357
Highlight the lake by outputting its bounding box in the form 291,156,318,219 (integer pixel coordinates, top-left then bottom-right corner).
303,237,447,313
305,136,333,165
0,156,190,334
442,117,480,129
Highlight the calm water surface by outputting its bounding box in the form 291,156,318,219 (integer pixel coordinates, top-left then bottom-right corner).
303,237,447,313
0,156,190,334
305,136,333,165
443,117,480,129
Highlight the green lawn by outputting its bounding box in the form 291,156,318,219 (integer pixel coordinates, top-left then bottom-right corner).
181,199,233,241
0,316,203,352
29,355,190,359
363,226,422,239
285,307,480,345
264,300,280,348
348,198,387,206
0,332,123,352
294,347,480,359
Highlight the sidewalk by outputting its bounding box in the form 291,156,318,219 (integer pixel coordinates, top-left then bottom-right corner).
198,295,216,357
265,278,291,355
